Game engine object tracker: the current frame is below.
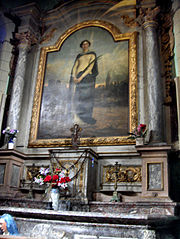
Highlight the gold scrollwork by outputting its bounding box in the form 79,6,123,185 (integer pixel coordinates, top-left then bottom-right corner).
29,20,137,147
104,165,142,183
26,165,41,180
121,15,138,28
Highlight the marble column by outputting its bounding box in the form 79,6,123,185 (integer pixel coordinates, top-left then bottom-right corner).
143,16,163,142
7,32,32,130
174,77,180,150
173,0,180,77
173,0,180,150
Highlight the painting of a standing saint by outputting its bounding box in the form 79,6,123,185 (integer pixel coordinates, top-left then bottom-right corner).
37,26,129,140
29,21,137,147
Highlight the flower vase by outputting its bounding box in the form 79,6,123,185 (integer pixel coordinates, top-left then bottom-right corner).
136,137,144,146
7,140,14,149
50,188,60,210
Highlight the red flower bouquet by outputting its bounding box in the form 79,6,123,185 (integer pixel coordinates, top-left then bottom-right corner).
44,175,52,182
128,124,147,139
34,167,71,189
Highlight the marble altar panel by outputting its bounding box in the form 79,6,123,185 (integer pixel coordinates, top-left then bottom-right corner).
0,164,6,184
10,164,21,187
147,163,162,190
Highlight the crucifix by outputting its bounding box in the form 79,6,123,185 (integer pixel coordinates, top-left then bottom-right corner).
70,124,82,149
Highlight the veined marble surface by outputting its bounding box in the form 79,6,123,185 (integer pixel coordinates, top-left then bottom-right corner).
0,206,178,224
0,206,178,239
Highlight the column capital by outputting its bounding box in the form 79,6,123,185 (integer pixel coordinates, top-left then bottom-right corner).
15,31,38,49
137,6,160,29
143,20,158,30
13,2,40,37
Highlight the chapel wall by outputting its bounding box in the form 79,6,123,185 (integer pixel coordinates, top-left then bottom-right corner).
0,13,15,137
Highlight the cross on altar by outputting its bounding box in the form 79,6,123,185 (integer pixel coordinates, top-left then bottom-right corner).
70,124,82,149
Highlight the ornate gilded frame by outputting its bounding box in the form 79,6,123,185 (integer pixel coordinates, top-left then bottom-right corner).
29,20,137,147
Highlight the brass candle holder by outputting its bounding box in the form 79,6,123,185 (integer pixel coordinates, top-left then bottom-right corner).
110,162,121,202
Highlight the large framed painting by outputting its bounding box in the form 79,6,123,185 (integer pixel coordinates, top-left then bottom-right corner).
29,20,137,147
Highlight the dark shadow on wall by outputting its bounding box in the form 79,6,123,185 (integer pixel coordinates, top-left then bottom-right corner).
169,151,180,203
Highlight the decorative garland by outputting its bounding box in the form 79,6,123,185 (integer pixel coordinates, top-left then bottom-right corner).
50,149,89,182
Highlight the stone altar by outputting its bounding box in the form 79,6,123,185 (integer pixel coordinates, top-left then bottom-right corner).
0,144,173,203
0,144,177,238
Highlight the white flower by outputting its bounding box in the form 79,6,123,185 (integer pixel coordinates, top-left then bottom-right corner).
44,168,50,175
39,167,49,175
39,167,45,174
59,171,65,178
60,183,68,189
34,177,44,185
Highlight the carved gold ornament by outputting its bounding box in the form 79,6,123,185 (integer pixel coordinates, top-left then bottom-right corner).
26,165,41,180
29,20,137,147
121,15,138,28
15,31,38,48
104,165,142,183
